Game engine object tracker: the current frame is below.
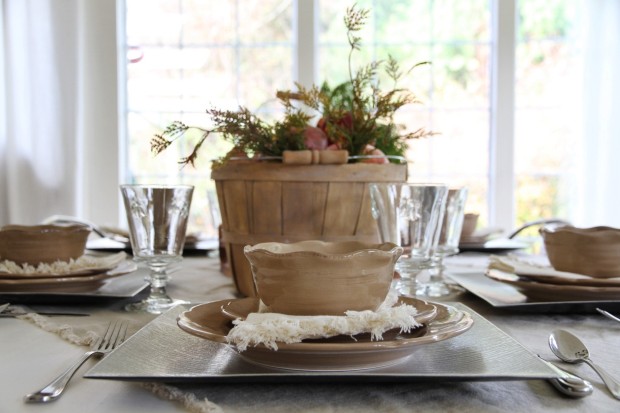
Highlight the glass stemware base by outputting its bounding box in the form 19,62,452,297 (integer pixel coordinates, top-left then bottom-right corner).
125,296,188,314
394,257,431,296
414,253,465,298
126,256,188,314
414,266,465,298
414,247,464,298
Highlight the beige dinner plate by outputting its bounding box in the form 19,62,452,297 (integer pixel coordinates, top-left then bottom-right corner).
512,272,620,287
177,297,473,371
0,260,137,291
485,269,620,300
220,296,439,326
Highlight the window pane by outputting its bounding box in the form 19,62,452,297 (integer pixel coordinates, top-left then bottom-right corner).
122,0,587,237
433,0,490,42
182,0,237,45
432,43,490,108
125,0,295,236
515,0,582,227
238,46,294,107
318,0,492,224
375,0,432,43
126,0,184,46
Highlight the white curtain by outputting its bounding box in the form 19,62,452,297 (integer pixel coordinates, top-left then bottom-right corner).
0,0,119,227
575,0,620,227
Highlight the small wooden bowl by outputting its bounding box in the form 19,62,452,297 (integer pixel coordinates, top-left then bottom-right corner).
0,224,91,265
244,240,403,316
540,225,620,278
460,213,479,240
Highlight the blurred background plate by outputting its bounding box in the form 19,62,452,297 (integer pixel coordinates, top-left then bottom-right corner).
458,239,529,253
485,269,620,301
86,238,218,257
0,267,149,304
448,270,620,313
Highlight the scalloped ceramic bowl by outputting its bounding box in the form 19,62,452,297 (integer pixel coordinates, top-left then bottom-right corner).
460,213,479,240
0,224,91,265
243,240,403,316
540,225,620,278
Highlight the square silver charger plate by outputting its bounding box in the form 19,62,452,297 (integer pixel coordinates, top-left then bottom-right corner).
85,302,555,383
448,271,620,313
0,269,149,305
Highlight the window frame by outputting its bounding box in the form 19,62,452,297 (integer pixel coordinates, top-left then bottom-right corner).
490,0,516,232
117,0,519,229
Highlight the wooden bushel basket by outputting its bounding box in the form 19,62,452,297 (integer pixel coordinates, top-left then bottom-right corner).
211,161,408,297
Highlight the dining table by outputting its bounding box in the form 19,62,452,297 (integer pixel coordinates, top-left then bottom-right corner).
1,251,619,413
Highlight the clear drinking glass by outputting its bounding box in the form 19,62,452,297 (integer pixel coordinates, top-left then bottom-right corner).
120,184,194,314
370,183,448,297
416,187,468,297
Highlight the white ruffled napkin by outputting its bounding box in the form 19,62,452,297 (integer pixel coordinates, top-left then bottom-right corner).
226,292,420,351
488,254,592,280
0,252,128,276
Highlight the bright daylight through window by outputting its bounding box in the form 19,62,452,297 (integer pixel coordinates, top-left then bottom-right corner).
122,0,582,239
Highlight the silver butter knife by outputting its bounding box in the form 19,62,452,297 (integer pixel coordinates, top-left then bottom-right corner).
537,355,593,398
0,312,90,317
0,304,89,317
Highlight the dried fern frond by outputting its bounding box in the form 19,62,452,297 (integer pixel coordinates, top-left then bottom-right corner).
150,134,172,155
152,4,436,167
402,127,439,141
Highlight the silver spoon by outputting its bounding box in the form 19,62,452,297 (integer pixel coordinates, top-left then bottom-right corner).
537,355,593,398
549,329,620,399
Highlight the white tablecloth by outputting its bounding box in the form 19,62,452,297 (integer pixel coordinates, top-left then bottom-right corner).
1,253,619,413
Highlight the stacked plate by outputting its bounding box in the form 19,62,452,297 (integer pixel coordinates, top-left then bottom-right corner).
0,252,137,292
177,296,473,371
459,227,529,253
486,255,620,301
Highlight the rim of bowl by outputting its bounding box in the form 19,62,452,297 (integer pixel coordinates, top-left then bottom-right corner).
120,184,194,190
541,225,620,245
244,240,402,259
541,225,620,236
0,224,91,235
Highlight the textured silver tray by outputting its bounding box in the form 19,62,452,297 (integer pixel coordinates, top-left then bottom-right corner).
449,271,620,313
85,302,555,383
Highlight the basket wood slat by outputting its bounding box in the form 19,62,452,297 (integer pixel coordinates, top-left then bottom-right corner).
211,162,407,297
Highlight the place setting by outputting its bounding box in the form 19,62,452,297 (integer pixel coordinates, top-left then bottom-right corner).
87,238,551,384
85,237,555,383
86,184,558,386
0,224,145,302
486,225,620,300
448,224,620,312
176,240,473,371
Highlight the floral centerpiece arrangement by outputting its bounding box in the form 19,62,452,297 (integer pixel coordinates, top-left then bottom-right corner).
152,5,437,297
151,5,435,167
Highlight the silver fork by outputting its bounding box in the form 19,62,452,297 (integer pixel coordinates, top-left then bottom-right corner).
24,320,128,403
